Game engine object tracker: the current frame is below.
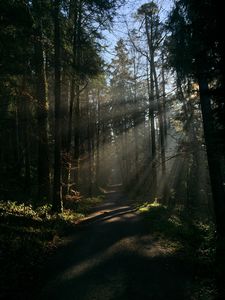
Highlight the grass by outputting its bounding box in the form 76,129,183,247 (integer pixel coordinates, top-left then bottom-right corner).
0,195,104,299
76,195,105,214
0,196,218,299
138,201,217,299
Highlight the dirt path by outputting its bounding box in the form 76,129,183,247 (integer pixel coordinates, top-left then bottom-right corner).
32,192,194,300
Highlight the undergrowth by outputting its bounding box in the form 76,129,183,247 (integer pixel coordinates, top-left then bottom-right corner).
138,201,217,299
0,195,104,299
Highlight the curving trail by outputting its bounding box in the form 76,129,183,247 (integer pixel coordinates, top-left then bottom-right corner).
33,191,194,300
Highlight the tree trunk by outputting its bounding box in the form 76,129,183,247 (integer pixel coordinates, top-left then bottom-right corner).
96,89,101,185
145,15,157,196
198,78,225,237
161,52,167,136
52,0,62,213
33,0,50,202
153,63,165,172
145,15,156,159
133,59,139,181
87,91,92,196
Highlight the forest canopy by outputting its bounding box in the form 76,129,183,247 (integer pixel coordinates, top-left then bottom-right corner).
1,0,225,298
0,0,224,229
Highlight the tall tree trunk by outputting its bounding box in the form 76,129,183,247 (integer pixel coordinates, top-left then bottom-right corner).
145,13,158,196
61,76,70,150
86,90,92,196
67,79,75,152
144,14,157,196
33,0,50,202
21,77,31,197
198,77,225,297
145,16,156,158
96,89,101,185
198,78,225,237
133,59,139,181
74,83,80,186
67,0,82,190
73,1,82,187
146,61,156,158
52,0,62,212
61,77,70,197
153,64,165,172
161,52,167,136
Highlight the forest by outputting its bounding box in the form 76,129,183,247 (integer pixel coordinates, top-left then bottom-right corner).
0,0,225,299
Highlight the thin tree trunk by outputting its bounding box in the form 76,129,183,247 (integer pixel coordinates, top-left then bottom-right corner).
67,79,75,152
161,52,167,136
87,91,92,196
145,16,156,158
22,78,31,196
145,13,157,196
153,63,165,172
133,59,139,180
146,61,156,158
96,89,101,185
33,0,50,202
52,0,62,213
74,83,80,186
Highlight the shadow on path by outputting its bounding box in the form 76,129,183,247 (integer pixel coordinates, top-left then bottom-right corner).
30,194,194,300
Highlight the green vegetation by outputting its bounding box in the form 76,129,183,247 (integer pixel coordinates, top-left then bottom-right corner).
0,0,224,298
138,202,217,299
0,196,104,298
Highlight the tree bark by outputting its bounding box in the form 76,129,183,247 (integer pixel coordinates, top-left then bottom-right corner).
52,0,63,213
33,0,50,202
153,63,165,172
161,52,167,136
198,77,225,237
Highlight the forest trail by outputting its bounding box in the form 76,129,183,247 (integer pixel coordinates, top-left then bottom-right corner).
77,188,137,225
33,190,194,300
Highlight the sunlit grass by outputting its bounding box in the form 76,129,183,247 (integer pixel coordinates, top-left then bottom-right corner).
138,199,162,212
0,199,91,298
137,199,217,297
138,201,216,263
64,194,105,216
0,195,105,260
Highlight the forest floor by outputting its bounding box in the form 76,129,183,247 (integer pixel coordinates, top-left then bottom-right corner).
29,189,216,300
0,186,217,300
1,124,219,300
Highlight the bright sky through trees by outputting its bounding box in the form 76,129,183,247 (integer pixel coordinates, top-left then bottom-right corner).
1,1,225,298
102,0,172,61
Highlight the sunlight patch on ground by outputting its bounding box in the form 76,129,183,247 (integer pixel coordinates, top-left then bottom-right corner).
137,234,181,257
139,239,179,257
59,233,176,283
59,237,136,281
138,199,162,212
104,216,122,222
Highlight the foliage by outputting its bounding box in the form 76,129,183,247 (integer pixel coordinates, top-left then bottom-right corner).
166,0,225,144
0,197,101,298
64,193,105,213
138,202,217,299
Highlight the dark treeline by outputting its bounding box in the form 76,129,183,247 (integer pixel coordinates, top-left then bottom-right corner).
1,0,225,298
0,0,124,212
0,0,225,236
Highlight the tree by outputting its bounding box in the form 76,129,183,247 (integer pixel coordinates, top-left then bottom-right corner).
0,0,34,199
167,0,225,238
110,39,133,185
136,1,167,193
33,0,51,202
52,0,63,212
